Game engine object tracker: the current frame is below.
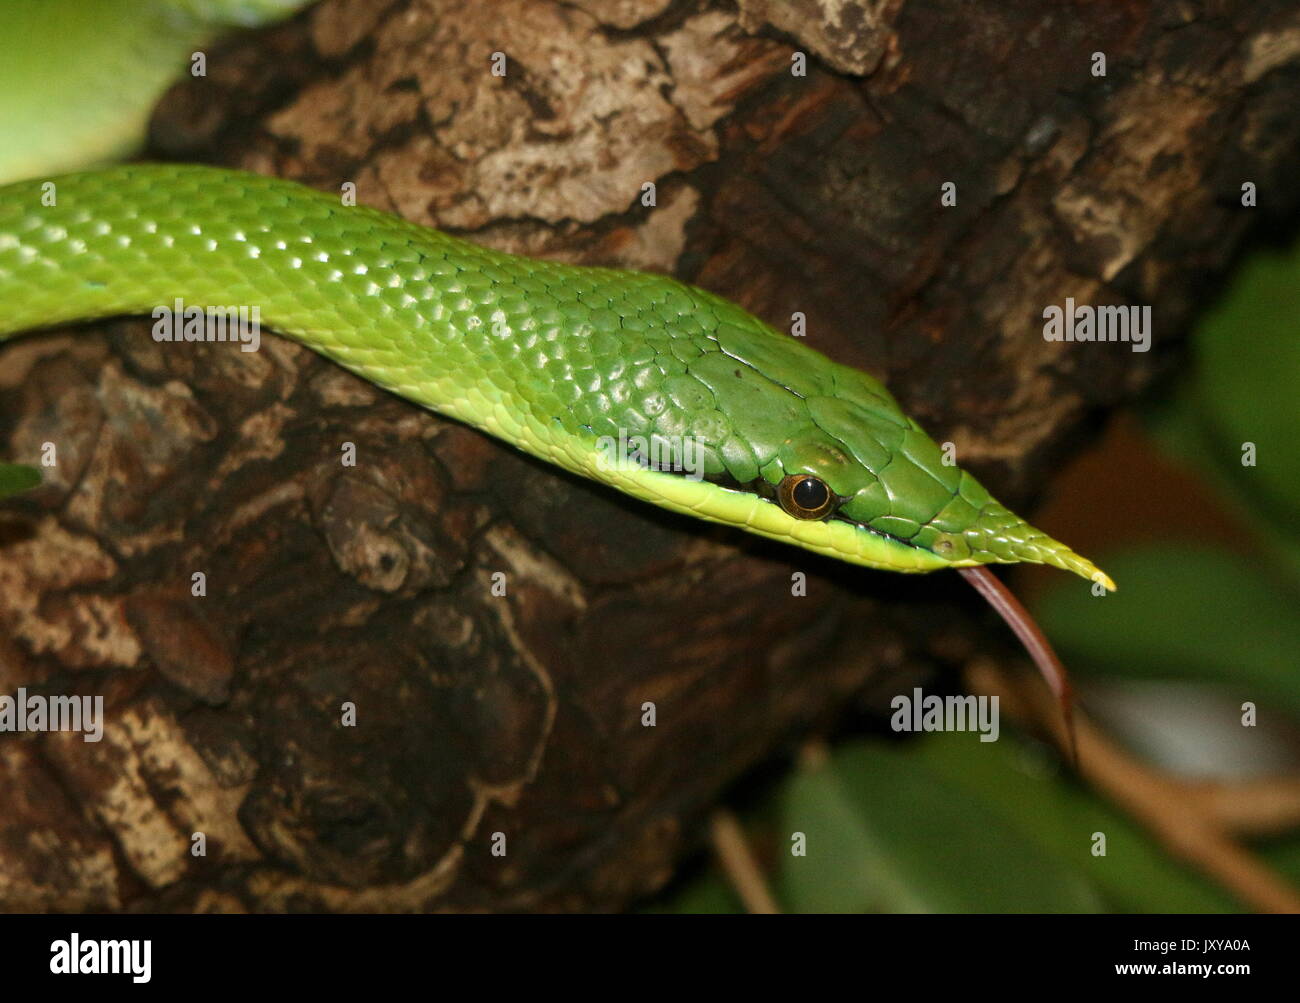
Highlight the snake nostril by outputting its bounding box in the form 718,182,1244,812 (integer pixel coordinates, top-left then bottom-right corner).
931,533,970,560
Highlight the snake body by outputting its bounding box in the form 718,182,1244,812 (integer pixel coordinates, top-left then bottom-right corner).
0,164,1112,588
0,1,308,184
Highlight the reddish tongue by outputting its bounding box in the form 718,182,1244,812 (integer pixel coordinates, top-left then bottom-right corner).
958,566,1077,765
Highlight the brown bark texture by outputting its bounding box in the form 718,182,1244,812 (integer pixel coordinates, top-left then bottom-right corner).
1,0,1298,912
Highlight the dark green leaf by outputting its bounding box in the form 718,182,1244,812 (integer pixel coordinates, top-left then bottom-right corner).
0,463,40,499
1035,544,1300,718
777,740,1103,913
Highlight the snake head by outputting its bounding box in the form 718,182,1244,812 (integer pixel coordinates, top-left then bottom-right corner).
655,311,1116,591
908,481,1117,592
758,408,1115,591
762,371,1115,590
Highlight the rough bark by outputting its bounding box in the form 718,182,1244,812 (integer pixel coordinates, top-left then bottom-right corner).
2,0,1298,911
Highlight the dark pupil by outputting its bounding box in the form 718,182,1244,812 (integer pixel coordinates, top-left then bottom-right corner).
792,476,828,511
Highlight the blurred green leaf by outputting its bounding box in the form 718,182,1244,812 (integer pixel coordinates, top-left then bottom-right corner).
1185,245,1300,524
0,463,40,499
777,740,1103,913
1145,242,1300,580
1035,544,1300,718
916,733,1238,913
1260,834,1300,891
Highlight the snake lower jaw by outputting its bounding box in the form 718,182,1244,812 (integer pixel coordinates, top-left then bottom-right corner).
946,548,1116,592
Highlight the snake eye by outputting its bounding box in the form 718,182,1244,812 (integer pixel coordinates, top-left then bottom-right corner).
777,474,836,520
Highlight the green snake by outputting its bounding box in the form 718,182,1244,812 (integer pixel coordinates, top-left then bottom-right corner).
0,163,1112,587
0,0,1112,730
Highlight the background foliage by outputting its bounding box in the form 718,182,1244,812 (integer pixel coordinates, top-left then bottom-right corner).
651,240,1300,914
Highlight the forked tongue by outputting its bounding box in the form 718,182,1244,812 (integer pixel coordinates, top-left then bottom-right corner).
958,566,1078,766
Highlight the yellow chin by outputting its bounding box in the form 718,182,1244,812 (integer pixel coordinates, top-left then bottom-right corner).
453,401,1114,586
586,456,954,574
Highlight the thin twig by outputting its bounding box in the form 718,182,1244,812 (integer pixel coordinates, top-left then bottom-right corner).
1191,778,1300,837
709,809,781,915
